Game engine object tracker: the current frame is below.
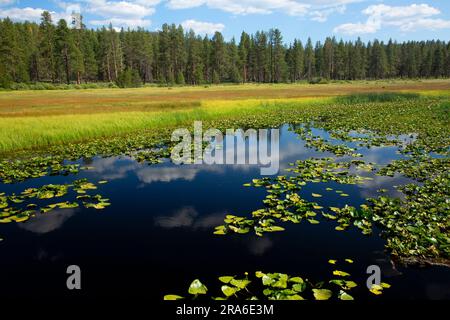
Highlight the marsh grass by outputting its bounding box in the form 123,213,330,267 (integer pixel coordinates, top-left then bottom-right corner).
1,79,448,116
0,98,327,153
335,92,421,104
0,101,203,117
0,80,448,153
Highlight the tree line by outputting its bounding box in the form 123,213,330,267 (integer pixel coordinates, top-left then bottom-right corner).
1,11,449,88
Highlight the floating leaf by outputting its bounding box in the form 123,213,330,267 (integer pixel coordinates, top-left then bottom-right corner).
164,295,184,300
230,279,251,289
221,285,238,297
333,270,350,277
369,288,383,295
287,294,304,300
289,277,304,283
292,283,306,293
218,276,234,284
312,289,332,300
339,291,354,300
188,279,207,295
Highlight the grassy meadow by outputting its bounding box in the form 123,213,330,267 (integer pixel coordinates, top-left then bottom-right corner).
0,79,449,154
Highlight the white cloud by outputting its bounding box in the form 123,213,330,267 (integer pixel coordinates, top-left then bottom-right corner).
311,5,346,22
0,3,79,23
169,0,309,16
20,209,77,234
84,0,158,29
0,0,363,27
86,0,155,18
247,237,273,256
155,206,198,228
181,19,224,35
334,3,450,35
1,0,161,29
0,7,44,21
362,3,439,19
90,17,151,28
136,166,200,183
168,0,361,20
0,0,15,6
131,0,162,6
55,1,81,12
168,0,205,10
0,7,46,21
154,206,226,230
406,18,450,31
333,21,378,35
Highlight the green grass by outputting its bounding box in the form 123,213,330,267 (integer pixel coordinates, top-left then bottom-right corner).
335,92,421,103
0,98,331,153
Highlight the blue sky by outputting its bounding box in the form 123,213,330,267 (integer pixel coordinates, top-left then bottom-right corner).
1,1,450,43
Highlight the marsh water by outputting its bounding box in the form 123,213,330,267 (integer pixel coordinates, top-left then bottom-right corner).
1,124,449,300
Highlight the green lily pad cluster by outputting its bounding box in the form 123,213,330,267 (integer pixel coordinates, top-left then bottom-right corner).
320,156,450,262
0,157,80,184
328,130,399,149
0,179,110,225
215,158,373,236
377,156,449,181
286,158,373,184
372,175,449,260
134,148,171,164
295,126,362,157
164,259,390,301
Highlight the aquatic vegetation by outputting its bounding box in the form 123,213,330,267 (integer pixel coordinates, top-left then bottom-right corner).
2,81,447,152
218,151,449,264
295,126,362,157
371,175,449,261
0,136,172,184
0,94,448,267
334,92,421,104
1,95,447,184
134,148,171,164
321,151,449,263
214,96,449,264
215,158,372,236
0,179,110,226
0,157,81,183
377,156,449,181
1,86,448,302
164,260,389,300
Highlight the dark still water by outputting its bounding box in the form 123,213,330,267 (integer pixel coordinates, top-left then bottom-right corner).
1,125,449,301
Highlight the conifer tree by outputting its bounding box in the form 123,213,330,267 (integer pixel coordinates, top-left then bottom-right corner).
304,38,315,81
